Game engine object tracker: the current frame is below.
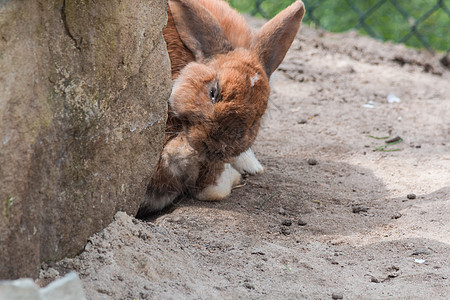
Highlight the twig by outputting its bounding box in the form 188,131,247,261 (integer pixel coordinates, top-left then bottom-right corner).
368,135,389,140
284,264,292,272
259,191,281,208
385,135,402,143
374,139,403,152
232,183,247,189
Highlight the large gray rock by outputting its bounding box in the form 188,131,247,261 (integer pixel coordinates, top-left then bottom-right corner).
0,0,171,279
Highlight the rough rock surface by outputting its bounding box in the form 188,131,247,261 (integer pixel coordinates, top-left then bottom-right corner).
0,0,171,279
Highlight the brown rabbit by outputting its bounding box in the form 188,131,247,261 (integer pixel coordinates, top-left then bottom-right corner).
137,0,305,216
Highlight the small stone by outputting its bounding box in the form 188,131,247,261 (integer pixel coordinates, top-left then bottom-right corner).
307,158,318,165
440,52,450,68
407,193,416,199
389,265,400,271
280,227,291,235
391,212,402,219
40,273,87,299
415,144,421,148
282,219,292,226
279,207,287,215
297,218,307,226
332,292,344,299
243,282,255,290
0,278,40,300
352,205,369,213
170,216,183,223
369,276,380,283
298,119,307,124
414,259,426,264
40,267,60,279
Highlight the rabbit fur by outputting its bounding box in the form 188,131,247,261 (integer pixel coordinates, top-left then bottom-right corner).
138,0,305,216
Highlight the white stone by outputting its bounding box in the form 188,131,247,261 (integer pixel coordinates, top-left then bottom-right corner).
40,272,87,300
0,273,87,300
0,278,40,300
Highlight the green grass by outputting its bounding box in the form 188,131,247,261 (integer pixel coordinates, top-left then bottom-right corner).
228,0,450,52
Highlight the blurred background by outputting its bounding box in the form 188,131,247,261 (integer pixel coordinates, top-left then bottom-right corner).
228,0,450,53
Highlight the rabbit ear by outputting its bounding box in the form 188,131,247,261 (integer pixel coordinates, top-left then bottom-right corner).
169,0,233,60
251,1,305,77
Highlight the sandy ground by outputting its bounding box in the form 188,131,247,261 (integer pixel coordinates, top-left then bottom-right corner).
37,18,450,299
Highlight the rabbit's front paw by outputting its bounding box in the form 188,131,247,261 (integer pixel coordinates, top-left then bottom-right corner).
197,164,241,201
231,148,264,175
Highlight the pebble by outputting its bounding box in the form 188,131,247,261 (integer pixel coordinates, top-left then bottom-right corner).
441,52,450,67
298,118,307,124
407,193,416,199
280,227,291,235
352,205,369,213
307,158,318,165
279,207,287,215
40,267,60,279
410,143,422,148
391,212,402,219
332,292,344,299
329,259,339,265
172,216,183,223
243,282,255,290
388,272,399,278
282,219,292,226
297,218,307,226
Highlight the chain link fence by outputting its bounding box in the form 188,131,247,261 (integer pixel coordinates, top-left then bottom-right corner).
229,0,450,53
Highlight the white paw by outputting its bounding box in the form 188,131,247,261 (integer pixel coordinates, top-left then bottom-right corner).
197,164,241,201
231,148,264,175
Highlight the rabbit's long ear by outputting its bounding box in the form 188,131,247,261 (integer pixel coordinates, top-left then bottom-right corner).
169,0,233,60
251,1,305,77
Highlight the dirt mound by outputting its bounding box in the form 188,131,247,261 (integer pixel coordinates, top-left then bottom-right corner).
37,21,450,299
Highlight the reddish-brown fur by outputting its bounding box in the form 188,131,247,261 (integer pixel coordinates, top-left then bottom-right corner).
163,6,195,79
138,0,305,216
195,0,253,48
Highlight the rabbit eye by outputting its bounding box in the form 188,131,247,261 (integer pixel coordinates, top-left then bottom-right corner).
209,82,220,104
209,88,216,101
